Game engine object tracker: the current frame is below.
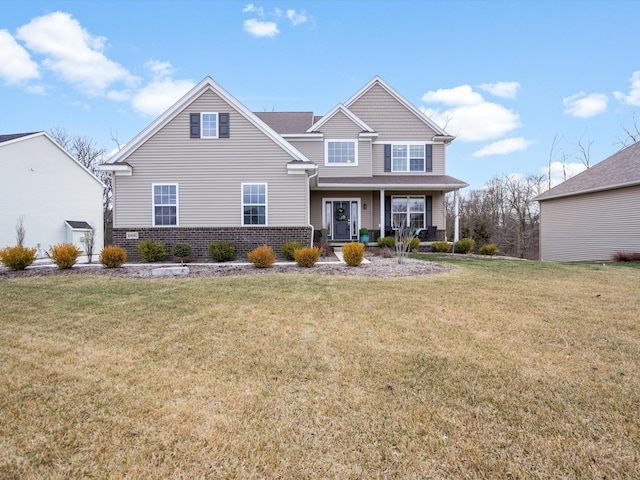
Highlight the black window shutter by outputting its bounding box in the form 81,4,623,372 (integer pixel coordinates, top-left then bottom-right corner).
426,144,433,172
219,113,230,138
384,144,391,172
190,113,200,138
384,195,392,235
426,195,432,227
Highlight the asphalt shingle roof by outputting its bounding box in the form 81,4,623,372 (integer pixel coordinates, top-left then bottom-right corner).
535,141,640,201
0,132,41,144
253,112,315,134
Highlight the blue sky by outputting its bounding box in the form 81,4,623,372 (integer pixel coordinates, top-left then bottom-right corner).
2,0,640,190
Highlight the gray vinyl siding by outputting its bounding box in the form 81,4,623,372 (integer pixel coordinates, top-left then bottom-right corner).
373,143,445,175
316,111,372,178
348,84,439,141
539,185,640,262
114,89,307,228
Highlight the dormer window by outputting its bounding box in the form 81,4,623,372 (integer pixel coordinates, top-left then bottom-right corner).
325,140,358,166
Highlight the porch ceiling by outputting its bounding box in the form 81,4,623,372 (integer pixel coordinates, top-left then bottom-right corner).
314,175,469,192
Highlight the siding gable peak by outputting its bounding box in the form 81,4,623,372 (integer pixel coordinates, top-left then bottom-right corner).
307,103,375,134
104,76,311,166
344,76,453,142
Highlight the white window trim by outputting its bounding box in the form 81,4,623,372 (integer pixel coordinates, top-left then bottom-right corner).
391,142,426,173
152,183,179,227
325,139,358,166
201,112,219,139
241,183,268,226
391,195,425,230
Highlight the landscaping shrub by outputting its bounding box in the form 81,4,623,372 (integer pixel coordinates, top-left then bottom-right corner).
377,236,395,248
294,246,320,267
172,243,192,263
430,241,451,253
99,246,127,268
247,245,276,268
49,243,81,269
479,243,499,256
409,236,420,252
612,251,640,262
0,245,37,270
342,242,365,267
137,239,167,262
454,237,475,254
281,240,303,261
209,241,236,262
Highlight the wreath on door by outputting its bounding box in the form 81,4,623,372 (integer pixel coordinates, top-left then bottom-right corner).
335,207,347,221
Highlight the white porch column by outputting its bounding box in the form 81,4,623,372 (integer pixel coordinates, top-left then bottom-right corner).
379,189,385,236
454,189,460,242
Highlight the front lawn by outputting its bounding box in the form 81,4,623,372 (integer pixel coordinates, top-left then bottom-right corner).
1,258,638,478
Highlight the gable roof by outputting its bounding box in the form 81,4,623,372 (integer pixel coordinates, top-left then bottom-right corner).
535,141,640,201
0,131,106,188
307,103,375,134
105,76,311,165
343,76,454,142
0,132,42,144
253,112,314,134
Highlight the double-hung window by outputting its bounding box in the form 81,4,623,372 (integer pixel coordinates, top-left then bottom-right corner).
392,144,425,172
153,184,178,226
242,183,267,225
391,196,425,230
201,112,218,138
326,140,357,165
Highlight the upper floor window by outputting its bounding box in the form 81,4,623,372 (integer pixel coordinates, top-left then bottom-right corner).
326,140,358,166
392,144,425,172
201,112,218,138
385,143,432,172
242,183,267,225
153,184,178,226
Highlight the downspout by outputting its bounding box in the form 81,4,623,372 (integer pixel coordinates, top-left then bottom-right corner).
307,169,318,246
454,189,460,243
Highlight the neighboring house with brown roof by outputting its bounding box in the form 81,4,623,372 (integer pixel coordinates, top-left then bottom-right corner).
0,132,105,256
535,141,640,262
100,76,467,260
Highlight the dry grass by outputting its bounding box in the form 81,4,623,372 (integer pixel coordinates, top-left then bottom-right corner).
1,258,639,478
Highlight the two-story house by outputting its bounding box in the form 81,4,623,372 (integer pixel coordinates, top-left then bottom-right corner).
100,76,467,260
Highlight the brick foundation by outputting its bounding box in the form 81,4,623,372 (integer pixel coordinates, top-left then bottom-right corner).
113,226,313,262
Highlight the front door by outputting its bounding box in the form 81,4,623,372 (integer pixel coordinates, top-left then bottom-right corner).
333,201,351,240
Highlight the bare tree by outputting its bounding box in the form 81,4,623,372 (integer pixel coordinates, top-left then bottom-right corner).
576,135,594,169
15,215,26,246
49,127,113,244
393,220,414,264
81,226,96,263
616,112,640,148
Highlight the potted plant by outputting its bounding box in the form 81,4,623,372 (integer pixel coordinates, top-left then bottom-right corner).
359,227,370,244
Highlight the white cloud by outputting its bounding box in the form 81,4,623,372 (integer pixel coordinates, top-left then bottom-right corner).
562,92,608,118
614,70,640,106
286,9,308,26
422,85,520,142
479,81,520,99
146,60,174,77
131,77,195,116
422,84,483,106
472,137,533,157
243,4,264,15
543,161,588,187
16,11,139,96
243,18,280,37
0,29,40,84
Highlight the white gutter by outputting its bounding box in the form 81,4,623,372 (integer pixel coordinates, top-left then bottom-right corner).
306,169,319,246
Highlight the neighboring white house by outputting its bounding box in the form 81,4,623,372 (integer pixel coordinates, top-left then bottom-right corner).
535,141,640,262
0,132,105,257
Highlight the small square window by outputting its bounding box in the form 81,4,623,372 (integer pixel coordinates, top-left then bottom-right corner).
201,113,218,138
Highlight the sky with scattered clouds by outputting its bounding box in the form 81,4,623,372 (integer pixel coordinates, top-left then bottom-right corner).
2,0,640,189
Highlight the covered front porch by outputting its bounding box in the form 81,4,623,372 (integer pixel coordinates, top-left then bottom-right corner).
309,175,468,244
